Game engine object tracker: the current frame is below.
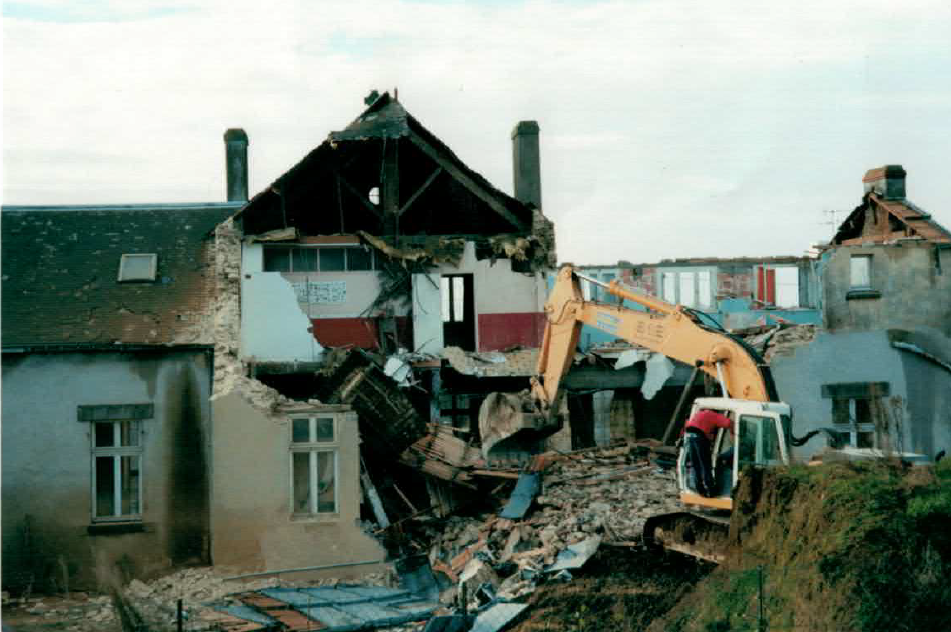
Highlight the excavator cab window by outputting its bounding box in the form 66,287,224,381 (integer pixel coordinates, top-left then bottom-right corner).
738,414,784,466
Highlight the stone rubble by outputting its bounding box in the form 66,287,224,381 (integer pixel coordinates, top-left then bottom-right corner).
416,443,680,606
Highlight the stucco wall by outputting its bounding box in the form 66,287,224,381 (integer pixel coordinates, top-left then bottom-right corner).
898,348,951,458
209,392,384,574
769,331,910,461
822,244,951,337
1,351,211,590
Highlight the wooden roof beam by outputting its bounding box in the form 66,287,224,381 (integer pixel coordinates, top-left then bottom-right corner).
407,132,528,232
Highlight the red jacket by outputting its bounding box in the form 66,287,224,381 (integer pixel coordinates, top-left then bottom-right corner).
685,409,732,441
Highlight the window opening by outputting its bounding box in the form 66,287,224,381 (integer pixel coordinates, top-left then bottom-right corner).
662,273,676,303
679,272,696,308
697,271,712,308
263,246,375,273
832,397,876,448
290,416,338,515
850,255,872,289
92,420,142,521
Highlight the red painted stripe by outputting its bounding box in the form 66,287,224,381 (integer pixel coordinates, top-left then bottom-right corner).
310,317,411,349
477,312,546,352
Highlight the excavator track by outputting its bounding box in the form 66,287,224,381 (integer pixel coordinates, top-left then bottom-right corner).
643,511,731,564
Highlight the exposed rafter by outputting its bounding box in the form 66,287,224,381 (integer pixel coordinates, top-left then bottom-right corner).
407,132,528,232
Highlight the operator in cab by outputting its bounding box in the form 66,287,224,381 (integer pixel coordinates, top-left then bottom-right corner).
684,409,732,497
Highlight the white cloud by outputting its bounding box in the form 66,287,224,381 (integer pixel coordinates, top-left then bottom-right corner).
3,0,950,262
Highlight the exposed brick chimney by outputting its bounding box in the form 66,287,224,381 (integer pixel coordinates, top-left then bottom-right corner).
863,164,905,200
224,128,249,202
511,121,541,209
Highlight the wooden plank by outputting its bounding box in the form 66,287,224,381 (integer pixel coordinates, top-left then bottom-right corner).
398,167,442,216
335,171,383,219
407,132,528,231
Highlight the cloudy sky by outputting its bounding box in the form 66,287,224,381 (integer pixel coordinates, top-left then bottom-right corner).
3,0,950,264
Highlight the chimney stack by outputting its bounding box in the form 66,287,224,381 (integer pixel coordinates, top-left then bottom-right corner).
863,164,905,200
224,128,249,202
511,121,541,209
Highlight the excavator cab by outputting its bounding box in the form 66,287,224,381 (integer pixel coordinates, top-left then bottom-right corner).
677,397,791,511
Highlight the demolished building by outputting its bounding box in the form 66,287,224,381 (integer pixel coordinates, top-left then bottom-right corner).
209,92,559,573
766,165,951,460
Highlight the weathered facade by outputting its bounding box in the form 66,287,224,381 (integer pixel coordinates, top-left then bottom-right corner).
1,204,237,590
770,166,951,460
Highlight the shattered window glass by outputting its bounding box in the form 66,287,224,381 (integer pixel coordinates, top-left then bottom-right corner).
319,248,345,272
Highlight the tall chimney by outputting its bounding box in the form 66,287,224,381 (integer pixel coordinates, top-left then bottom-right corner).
511,121,541,209
224,128,249,202
863,164,906,200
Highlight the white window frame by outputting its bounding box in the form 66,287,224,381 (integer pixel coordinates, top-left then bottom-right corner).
657,268,715,309
289,416,339,517
264,245,376,273
91,420,144,522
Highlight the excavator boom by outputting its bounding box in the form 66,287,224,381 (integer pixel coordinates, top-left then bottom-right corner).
535,266,777,410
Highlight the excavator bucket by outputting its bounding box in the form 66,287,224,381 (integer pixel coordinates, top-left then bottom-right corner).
478,391,563,465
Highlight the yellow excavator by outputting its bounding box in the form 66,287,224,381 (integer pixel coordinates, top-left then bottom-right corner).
479,265,799,562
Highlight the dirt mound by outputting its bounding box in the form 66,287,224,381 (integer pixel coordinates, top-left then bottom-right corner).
509,547,713,631
653,459,951,632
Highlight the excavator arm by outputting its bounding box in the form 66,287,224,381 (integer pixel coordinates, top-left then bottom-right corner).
478,264,778,463
531,265,777,415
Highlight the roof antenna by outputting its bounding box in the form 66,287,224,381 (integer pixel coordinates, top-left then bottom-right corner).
394,87,399,101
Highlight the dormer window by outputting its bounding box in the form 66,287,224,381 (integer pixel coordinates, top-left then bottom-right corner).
118,254,157,282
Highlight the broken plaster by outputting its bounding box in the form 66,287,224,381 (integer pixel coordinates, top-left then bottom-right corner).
211,219,295,413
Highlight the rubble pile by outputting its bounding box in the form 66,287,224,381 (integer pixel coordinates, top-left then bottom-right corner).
417,444,680,605
120,566,398,630
2,593,119,631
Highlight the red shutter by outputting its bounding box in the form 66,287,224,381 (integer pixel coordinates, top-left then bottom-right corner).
756,267,776,304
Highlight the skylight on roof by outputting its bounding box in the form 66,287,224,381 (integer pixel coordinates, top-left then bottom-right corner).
118,254,157,282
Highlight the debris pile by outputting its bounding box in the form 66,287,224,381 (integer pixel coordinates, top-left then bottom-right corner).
413,444,681,607
1,593,118,631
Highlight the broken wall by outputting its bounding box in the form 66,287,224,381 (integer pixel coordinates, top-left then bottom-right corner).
0,350,212,591
411,241,548,352
239,242,326,362
209,392,385,573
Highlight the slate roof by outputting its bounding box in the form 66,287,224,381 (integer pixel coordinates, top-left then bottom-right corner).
1,204,240,349
831,193,951,245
